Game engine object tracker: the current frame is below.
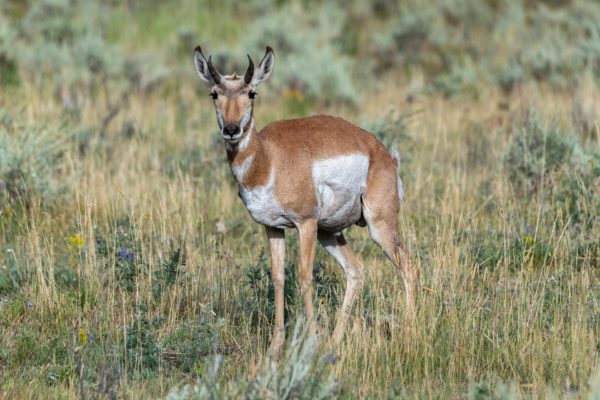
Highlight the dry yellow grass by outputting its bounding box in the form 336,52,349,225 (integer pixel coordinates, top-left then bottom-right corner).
2,68,600,398
2,1,600,397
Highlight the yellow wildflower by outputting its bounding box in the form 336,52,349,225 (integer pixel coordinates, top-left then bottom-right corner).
69,234,84,250
79,328,88,346
283,88,305,103
523,235,535,245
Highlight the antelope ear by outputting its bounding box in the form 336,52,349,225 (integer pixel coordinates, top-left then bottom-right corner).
194,46,221,85
251,46,275,86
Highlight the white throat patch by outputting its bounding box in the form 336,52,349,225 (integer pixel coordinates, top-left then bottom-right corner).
238,119,254,152
237,168,294,229
231,154,254,182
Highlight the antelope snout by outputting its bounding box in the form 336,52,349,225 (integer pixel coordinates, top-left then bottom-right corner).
223,124,240,137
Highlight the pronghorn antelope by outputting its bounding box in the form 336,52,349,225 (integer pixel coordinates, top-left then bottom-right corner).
193,46,419,355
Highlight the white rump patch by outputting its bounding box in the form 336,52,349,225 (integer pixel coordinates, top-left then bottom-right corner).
312,153,369,230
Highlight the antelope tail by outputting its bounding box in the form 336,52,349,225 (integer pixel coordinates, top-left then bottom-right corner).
391,148,404,205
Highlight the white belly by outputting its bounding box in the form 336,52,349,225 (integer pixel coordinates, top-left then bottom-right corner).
232,153,369,231
312,154,369,231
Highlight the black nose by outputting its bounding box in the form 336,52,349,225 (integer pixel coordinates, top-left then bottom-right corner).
224,124,240,136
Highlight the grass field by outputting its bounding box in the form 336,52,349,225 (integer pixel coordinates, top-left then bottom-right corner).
1,0,600,398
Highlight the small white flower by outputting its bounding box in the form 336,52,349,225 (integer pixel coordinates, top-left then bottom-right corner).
215,221,227,234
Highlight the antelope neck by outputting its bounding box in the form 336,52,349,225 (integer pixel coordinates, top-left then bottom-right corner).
226,118,258,167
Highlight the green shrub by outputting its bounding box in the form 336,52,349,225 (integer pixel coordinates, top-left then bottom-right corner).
166,320,338,399
468,380,518,400
495,63,524,93
13,0,118,91
503,110,574,194
162,318,226,373
0,53,19,87
0,249,22,295
373,0,600,94
361,111,415,180
460,227,552,272
502,109,600,270
552,161,600,227
0,0,170,99
373,4,442,73
152,248,186,300
126,304,164,373
9,321,71,370
245,249,342,331
0,112,73,208
503,109,600,226
517,2,600,86
362,111,412,150
0,12,19,87
430,60,481,98
95,225,143,293
372,0,490,92
239,1,357,106
95,224,189,301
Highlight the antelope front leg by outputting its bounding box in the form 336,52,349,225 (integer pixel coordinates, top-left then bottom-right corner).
265,226,286,357
297,220,318,335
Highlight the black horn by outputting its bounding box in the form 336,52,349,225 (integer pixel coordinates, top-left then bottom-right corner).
244,54,254,84
207,55,221,84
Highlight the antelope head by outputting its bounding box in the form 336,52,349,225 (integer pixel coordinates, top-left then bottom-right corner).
194,46,275,144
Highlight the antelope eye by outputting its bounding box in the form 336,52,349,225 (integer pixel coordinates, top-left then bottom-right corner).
210,91,218,100
249,91,257,99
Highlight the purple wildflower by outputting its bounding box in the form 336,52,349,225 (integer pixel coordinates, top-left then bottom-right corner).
87,333,95,342
0,182,6,190
567,386,579,394
525,225,532,235
595,215,600,221
118,248,134,261
26,300,33,308
328,354,336,364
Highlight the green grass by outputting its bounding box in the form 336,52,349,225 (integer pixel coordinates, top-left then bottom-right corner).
1,0,600,398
